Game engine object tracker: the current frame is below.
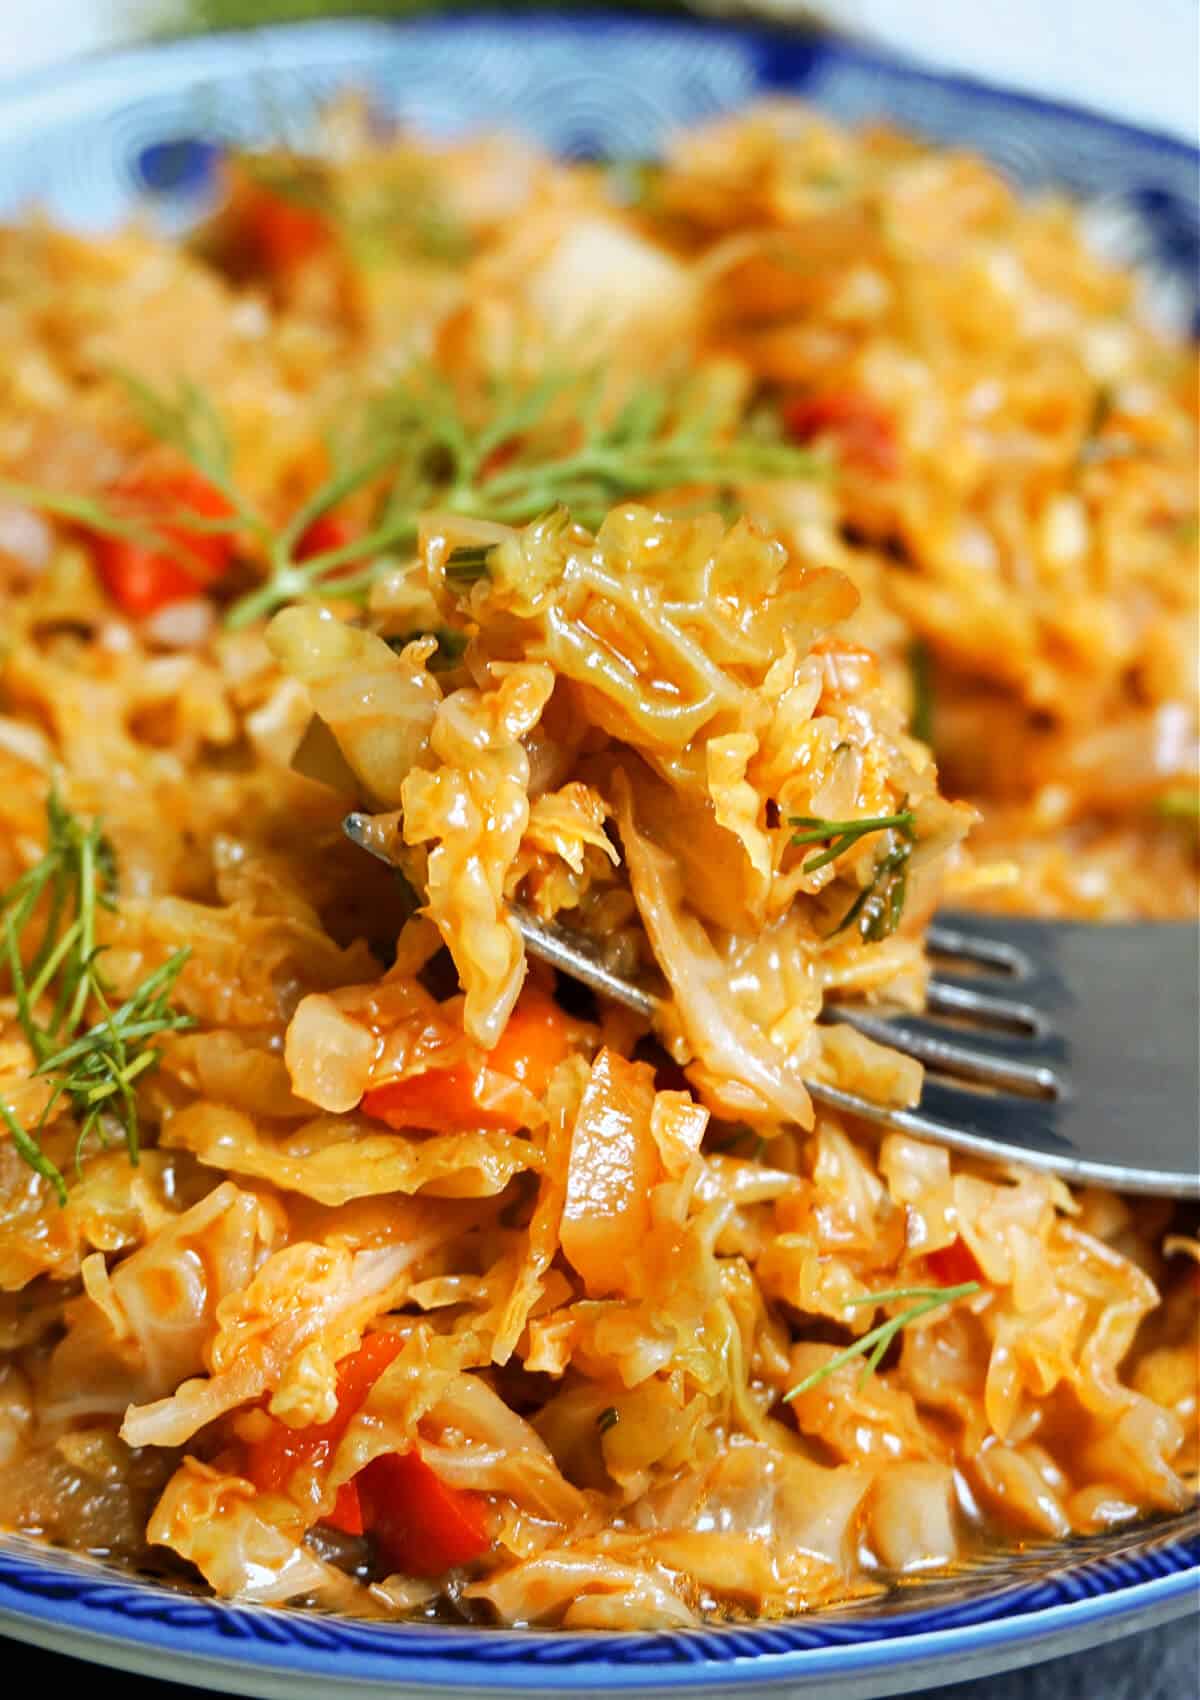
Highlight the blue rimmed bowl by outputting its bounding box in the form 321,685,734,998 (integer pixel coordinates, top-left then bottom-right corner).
0,12,1196,1694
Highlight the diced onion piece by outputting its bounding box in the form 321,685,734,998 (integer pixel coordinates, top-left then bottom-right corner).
286,993,378,1113
560,1049,660,1299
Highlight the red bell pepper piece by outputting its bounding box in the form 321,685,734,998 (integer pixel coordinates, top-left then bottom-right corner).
93,467,236,616
783,390,899,476
296,511,358,563
325,1479,364,1537
243,1331,406,1495
357,1451,490,1578
925,1236,984,1287
242,183,329,274
243,1330,489,1573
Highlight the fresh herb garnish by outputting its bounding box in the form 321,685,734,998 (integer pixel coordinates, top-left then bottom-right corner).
5,363,818,629
827,817,916,943
0,791,193,1203
443,544,494,587
783,1281,980,1400
710,1125,767,1159
596,1406,620,1433
789,808,916,874
1155,789,1199,821
1155,788,1200,841
908,638,934,745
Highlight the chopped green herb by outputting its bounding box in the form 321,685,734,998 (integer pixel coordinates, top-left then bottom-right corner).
711,1126,767,1159
828,819,915,944
1156,788,1200,819
908,638,935,745
443,544,494,587
1154,788,1200,842
0,791,193,1202
596,1406,620,1434
789,808,916,874
783,1281,980,1400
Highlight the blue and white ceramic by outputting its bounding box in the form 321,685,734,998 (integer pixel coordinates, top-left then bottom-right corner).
0,13,1196,1695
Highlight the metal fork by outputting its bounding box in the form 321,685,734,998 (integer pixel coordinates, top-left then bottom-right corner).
344,814,1199,1198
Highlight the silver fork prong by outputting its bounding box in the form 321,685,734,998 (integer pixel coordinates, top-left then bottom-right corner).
511,905,663,1021
925,976,1048,1034
806,1077,1175,1194
824,1008,1064,1096
341,815,666,1020
343,813,1198,1196
343,810,387,853
927,914,1034,977
806,1079,1074,1167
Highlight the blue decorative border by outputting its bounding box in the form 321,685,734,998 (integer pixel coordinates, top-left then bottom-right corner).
0,1513,1196,1687
0,10,1195,334
0,11,1196,1688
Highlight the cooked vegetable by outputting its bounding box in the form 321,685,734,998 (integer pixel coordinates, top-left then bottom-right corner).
560,1048,661,1299
358,1450,490,1577
244,1330,405,1494
908,639,935,746
782,390,898,475
361,985,569,1134
242,1327,487,1567
90,467,236,615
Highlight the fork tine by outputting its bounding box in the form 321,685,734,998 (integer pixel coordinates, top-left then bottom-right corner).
343,809,1195,1195
823,1008,1064,1096
901,1078,1073,1155
925,975,1048,1034
806,1078,1074,1163
927,913,1035,977
810,1073,1195,1196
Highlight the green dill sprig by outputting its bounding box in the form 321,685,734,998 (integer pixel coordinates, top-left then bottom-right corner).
0,791,194,1203
828,817,917,943
789,807,916,874
783,1281,980,1400
443,544,494,587
0,479,228,572
1155,788,1200,843
1155,789,1199,822
227,362,818,623
710,1125,768,1159
5,362,818,630
908,638,934,745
